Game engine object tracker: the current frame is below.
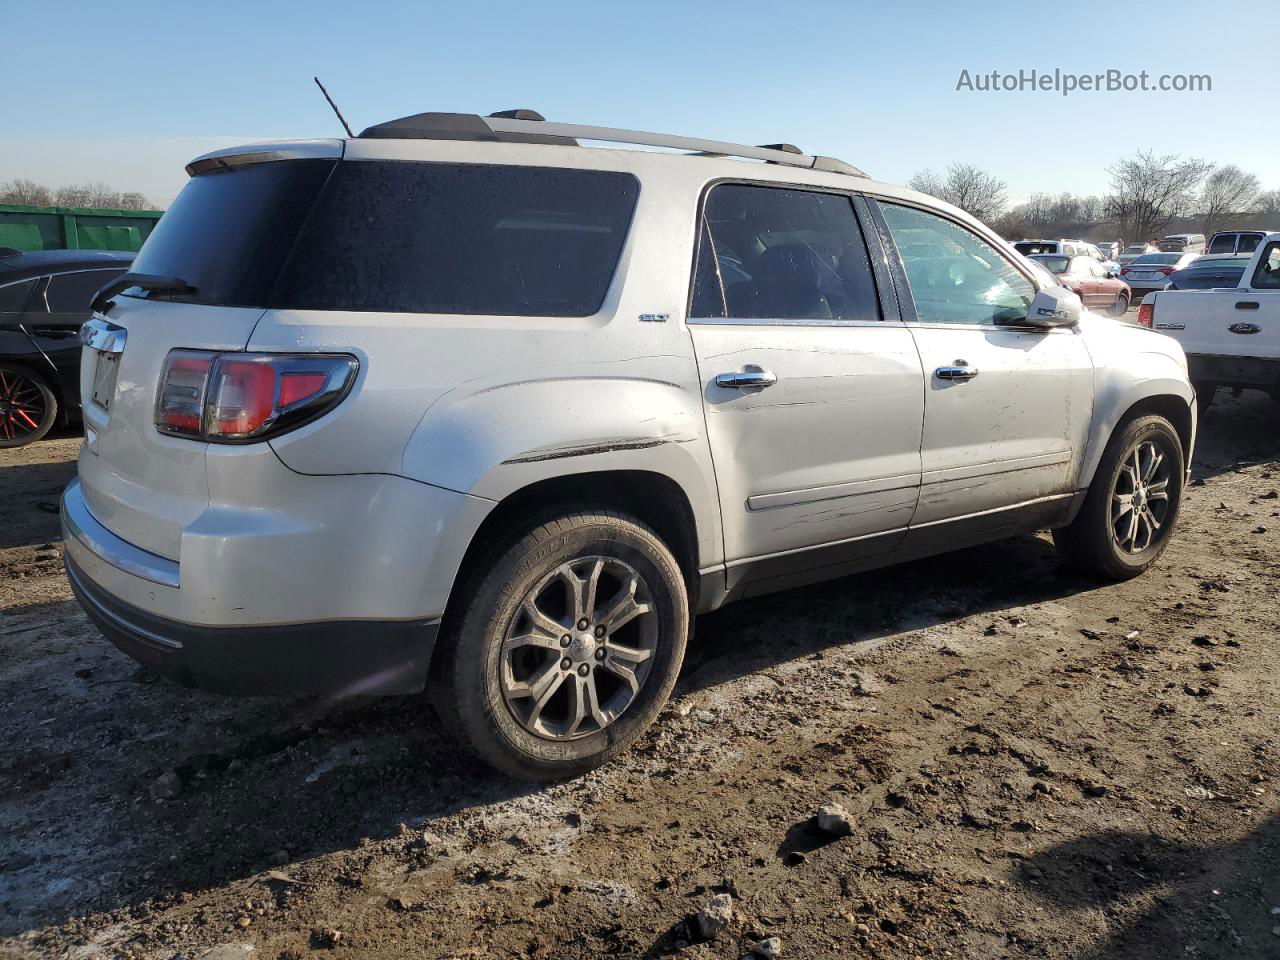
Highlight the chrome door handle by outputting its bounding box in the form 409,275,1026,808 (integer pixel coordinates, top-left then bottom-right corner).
935,364,979,381
716,369,778,389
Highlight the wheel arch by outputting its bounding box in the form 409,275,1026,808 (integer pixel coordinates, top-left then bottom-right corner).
437,469,704,643
1078,381,1195,491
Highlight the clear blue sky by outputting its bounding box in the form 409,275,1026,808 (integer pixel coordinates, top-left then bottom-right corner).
2,0,1272,207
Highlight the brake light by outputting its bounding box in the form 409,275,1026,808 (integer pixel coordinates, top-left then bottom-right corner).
156,351,357,442
1137,303,1154,327
1158,267,1176,276
1120,267,1130,275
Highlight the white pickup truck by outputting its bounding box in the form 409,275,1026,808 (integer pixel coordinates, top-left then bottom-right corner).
1139,233,1280,412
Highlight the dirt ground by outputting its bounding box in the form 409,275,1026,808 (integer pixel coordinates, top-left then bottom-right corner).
2,389,1279,960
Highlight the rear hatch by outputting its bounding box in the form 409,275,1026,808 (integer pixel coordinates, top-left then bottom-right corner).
77,142,342,560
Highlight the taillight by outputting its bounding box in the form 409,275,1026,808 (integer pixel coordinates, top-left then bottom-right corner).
1137,303,1154,327
156,351,357,442
1158,267,1176,276
1120,267,1130,275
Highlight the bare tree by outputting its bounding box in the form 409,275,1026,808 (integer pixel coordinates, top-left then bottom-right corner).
117,192,151,211
907,163,1007,222
1257,190,1280,219
0,178,53,206
54,182,129,209
1197,165,1262,235
1106,151,1213,243
906,169,946,198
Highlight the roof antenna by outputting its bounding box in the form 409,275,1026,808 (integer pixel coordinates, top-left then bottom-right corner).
313,77,355,138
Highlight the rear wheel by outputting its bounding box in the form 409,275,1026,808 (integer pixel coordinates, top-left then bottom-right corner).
1054,414,1185,580
0,364,57,448
430,510,689,780
1108,291,1130,318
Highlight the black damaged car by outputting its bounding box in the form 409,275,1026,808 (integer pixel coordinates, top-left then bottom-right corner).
0,248,132,447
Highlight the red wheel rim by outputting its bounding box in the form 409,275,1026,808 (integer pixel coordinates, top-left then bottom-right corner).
0,369,47,442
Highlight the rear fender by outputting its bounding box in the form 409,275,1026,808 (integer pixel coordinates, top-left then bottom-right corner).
401,375,723,568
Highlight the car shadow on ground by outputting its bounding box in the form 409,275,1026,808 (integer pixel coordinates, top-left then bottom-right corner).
1191,389,1280,482
4,395,1277,938
1017,813,1280,957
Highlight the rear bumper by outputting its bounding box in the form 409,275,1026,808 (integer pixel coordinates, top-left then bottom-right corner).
1187,354,1280,390
65,553,438,696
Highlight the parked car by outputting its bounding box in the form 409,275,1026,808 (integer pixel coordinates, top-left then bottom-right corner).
1166,254,1253,291
0,248,132,446
1157,234,1206,255
1118,243,1158,266
1206,230,1273,256
1014,238,1090,257
61,111,1196,779
1139,233,1280,412
1121,251,1200,298
1096,241,1123,261
1028,253,1132,316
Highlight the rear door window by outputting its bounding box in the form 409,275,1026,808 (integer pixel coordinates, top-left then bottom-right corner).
689,183,880,322
0,278,36,326
274,162,639,316
45,269,128,315
1253,242,1280,290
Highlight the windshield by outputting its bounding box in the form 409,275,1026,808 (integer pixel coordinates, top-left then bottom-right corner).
1029,254,1070,274
1121,245,1148,255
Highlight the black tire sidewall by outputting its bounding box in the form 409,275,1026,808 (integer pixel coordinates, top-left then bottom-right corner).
1111,293,1130,317
441,513,688,779
0,364,57,448
1089,416,1185,576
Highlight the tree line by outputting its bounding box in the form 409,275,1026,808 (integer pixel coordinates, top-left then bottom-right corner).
907,152,1276,244
0,178,151,211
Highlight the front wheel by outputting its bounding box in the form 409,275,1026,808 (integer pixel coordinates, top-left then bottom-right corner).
430,510,689,780
0,364,57,448
1053,414,1185,580
1108,291,1130,318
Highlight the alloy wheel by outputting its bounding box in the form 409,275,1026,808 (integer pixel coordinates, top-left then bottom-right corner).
0,369,47,444
1111,439,1172,554
500,556,658,741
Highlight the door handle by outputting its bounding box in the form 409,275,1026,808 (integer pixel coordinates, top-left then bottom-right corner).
1235,301,1260,310
715,369,778,389
935,364,979,381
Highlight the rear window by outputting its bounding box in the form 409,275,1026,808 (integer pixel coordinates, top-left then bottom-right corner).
1208,234,1238,253
130,159,640,317
129,159,337,307
1030,254,1069,274
1014,242,1057,255
275,161,639,316
1131,254,1181,265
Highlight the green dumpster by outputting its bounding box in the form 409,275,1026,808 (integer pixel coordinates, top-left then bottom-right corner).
0,203,163,252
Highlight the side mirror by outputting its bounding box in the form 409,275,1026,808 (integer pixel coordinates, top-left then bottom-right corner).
1025,284,1082,328
1107,269,1120,279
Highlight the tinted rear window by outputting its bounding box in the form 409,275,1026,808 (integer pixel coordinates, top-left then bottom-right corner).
129,159,337,307
128,159,639,317
274,161,638,316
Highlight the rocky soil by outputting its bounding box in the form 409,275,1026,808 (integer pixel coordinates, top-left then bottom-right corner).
2,391,1279,960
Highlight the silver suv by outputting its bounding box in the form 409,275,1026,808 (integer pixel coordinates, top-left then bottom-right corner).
62,110,1196,779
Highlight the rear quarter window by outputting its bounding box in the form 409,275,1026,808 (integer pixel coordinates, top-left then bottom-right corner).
273,161,640,316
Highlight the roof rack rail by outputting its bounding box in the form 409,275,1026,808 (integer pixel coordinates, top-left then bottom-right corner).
485,117,867,177
355,111,866,177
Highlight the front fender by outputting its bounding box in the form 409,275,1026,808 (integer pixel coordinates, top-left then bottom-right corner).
1077,348,1195,489
401,374,723,567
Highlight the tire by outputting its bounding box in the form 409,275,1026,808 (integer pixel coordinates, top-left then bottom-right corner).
0,363,58,448
1108,291,1130,318
1192,381,1217,417
1053,415,1185,580
430,510,689,780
